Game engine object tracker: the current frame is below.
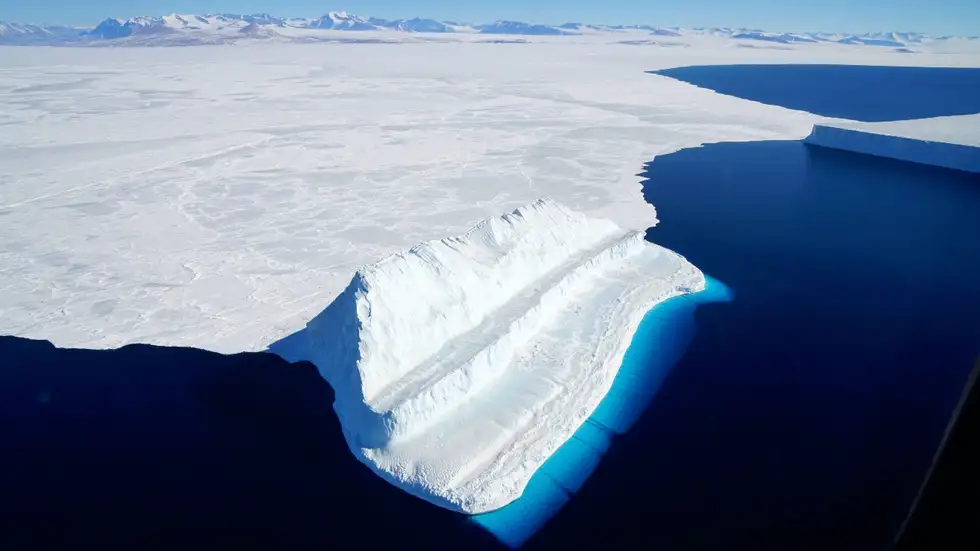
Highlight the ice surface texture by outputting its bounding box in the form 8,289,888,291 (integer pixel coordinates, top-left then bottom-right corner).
805,115,980,174
272,198,704,513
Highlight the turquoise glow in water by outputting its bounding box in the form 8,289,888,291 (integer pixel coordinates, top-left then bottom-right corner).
472,275,734,548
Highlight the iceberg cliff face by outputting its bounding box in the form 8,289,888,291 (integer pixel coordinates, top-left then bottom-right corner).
272,198,705,513
805,115,980,174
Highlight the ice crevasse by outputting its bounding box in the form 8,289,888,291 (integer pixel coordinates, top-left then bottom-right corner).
271,198,705,514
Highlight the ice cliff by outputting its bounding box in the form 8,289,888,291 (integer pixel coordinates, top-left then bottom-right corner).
271,198,705,513
805,115,980,174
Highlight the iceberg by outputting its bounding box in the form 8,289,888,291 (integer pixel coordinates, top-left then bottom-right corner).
270,198,705,514
805,115,980,174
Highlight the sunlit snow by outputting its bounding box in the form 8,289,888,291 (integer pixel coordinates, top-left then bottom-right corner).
7,40,977,352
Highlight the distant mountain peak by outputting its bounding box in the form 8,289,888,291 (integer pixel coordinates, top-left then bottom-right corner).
0,11,972,46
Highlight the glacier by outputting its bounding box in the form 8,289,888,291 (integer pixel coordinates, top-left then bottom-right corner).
805,115,980,174
270,198,705,513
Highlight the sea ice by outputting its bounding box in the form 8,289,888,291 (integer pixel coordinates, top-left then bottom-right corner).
9,42,961,353
270,198,705,513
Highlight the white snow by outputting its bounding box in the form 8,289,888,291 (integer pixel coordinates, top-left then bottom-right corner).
271,198,704,513
805,115,980,173
1,42,978,353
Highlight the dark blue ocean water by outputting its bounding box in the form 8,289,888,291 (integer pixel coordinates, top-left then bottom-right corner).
0,338,505,549
559,140,977,550
653,65,980,121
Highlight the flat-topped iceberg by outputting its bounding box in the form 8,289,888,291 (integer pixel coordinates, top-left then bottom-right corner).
805,114,980,174
271,198,705,513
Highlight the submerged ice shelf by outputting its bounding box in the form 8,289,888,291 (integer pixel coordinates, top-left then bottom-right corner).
270,198,705,514
805,114,980,174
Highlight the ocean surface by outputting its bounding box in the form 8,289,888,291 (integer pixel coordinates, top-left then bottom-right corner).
590,140,977,549
653,65,980,121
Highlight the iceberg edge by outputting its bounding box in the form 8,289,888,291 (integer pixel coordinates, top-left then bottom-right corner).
804,116,980,174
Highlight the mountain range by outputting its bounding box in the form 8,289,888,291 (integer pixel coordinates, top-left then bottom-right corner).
0,11,973,46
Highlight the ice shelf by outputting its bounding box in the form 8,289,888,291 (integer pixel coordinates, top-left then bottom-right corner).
805,114,980,174
269,198,705,514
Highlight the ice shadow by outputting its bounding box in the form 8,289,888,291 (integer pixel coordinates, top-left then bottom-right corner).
0,336,503,550
651,65,980,121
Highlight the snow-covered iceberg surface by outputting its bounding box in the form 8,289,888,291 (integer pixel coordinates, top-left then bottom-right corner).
804,115,980,174
270,198,705,514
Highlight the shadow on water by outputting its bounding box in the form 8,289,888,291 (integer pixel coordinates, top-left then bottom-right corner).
523,141,980,550
0,337,503,550
651,65,980,121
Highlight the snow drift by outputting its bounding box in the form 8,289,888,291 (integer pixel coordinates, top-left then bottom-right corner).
271,198,705,513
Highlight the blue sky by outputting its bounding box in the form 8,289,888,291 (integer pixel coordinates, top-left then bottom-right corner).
2,0,979,36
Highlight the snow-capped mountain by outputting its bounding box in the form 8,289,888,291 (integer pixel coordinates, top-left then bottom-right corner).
306,11,379,30
369,17,453,33
557,23,612,32
0,21,83,44
730,31,819,44
604,24,658,31
476,20,571,35
86,13,294,39
0,10,974,47
866,31,927,44
837,35,906,47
